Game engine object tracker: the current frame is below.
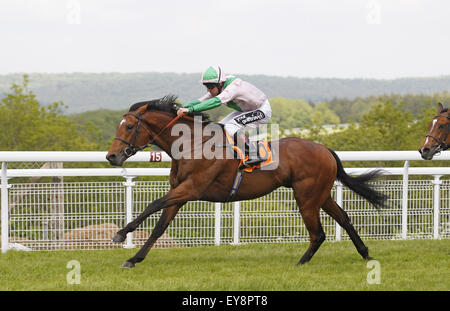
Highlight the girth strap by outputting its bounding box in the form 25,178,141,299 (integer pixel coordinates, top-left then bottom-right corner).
226,168,244,202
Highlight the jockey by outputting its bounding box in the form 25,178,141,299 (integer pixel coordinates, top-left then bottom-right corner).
177,66,272,168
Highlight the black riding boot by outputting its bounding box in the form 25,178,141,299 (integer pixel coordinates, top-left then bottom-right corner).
239,141,268,170
233,132,267,170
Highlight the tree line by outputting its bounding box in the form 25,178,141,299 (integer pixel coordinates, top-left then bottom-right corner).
0,76,101,151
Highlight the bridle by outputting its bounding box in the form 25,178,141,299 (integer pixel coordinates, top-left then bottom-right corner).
114,111,188,157
425,113,450,152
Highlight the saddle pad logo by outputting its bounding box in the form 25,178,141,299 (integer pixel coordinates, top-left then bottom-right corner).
234,110,266,125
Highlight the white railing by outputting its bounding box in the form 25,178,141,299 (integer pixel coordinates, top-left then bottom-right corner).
1,151,450,253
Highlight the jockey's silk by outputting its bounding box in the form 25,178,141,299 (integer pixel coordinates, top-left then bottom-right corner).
182,75,272,136
219,99,272,136
197,76,268,112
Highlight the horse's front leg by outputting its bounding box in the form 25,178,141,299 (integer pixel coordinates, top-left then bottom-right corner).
121,204,182,268
112,196,173,243
113,166,219,244
113,179,204,268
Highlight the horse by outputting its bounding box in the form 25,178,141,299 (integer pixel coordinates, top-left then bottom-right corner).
106,95,388,268
419,103,449,160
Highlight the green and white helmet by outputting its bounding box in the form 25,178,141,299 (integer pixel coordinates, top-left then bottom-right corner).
200,66,227,84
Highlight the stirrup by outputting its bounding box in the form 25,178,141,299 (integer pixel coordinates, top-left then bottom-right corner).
238,155,267,171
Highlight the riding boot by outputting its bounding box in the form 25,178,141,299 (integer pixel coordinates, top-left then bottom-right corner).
246,140,267,164
239,141,268,170
233,132,267,170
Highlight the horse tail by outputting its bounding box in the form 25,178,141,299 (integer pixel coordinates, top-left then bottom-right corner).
328,148,388,209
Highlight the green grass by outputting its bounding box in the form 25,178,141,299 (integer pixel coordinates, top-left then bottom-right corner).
0,240,449,291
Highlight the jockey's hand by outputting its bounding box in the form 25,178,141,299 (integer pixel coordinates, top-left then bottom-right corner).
177,108,189,116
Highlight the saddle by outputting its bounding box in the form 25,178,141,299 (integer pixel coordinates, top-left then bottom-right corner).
225,132,275,201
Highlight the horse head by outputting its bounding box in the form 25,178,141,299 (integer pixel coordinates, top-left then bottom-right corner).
106,104,153,166
106,95,210,166
419,103,450,160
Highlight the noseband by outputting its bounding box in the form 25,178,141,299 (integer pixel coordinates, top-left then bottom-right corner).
114,112,188,157
114,112,152,157
426,113,450,152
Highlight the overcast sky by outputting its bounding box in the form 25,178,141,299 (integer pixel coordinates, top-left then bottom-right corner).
0,0,449,79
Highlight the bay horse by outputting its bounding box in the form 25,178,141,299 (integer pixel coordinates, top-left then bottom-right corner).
419,103,449,160
106,95,387,268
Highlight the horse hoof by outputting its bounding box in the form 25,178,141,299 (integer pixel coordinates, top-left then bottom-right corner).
120,261,135,269
112,233,126,243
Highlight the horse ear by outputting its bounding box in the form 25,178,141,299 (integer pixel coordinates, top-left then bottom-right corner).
437,102,444,113
136,104,148,114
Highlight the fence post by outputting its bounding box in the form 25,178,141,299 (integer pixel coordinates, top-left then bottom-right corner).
432,175,442,239
50,162,64,244
123,176,136,249
1,162,9,253
335,181,343,241
214,203,221,246
233,201,240,245
402,161,409,240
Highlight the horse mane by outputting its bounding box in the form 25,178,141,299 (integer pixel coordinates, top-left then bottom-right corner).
129,95,212,123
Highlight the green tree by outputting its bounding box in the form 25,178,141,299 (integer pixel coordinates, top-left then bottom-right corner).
268,97,340,130
70,108,127,148
296,101,440,168
292,101,436,166
269,97,314,129
0,75,102,151
311,101,340,126
311,101,434,152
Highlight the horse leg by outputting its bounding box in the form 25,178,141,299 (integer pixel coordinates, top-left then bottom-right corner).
321,196,371,260
297,206,326,265
112,196,174,243
121,204,181,268
113,176,218,267
114,164,223,243
293,184,327,265
112,178,200,243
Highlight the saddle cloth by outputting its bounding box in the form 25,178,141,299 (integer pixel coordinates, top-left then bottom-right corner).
225,132,274,172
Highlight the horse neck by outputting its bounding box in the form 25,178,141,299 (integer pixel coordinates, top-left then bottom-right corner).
138,112,172,155
142,112,217,158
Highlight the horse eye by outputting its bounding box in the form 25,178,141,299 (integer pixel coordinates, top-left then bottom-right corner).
127,125,134,130
439,124,445,129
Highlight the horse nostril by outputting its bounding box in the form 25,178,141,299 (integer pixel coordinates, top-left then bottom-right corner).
106,154,116,162
419,147,431,157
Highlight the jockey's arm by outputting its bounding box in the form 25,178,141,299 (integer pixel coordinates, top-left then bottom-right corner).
184,97,222,113
182,100,200,109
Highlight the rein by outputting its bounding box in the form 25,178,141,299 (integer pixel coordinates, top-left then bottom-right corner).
115,112,193,157
426,113,450,152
